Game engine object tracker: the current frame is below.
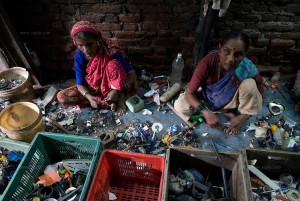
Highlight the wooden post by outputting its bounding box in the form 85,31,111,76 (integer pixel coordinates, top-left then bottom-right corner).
192,0,219,71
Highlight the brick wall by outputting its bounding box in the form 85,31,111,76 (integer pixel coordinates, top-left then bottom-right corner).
3,0,300,82
216,0,300,80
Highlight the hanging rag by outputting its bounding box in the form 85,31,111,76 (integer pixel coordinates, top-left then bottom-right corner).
212,0,232,17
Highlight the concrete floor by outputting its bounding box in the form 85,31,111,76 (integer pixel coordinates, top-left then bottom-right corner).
41,80,300,153
119,83,300,151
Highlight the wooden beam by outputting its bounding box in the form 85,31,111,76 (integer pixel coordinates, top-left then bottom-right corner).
0,1,41,86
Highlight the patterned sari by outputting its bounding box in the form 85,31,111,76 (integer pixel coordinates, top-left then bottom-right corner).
202,57,262,111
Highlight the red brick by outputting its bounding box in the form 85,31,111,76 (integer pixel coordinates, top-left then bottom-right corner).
254,3,268,12
144,31,157,37
172,15,194,23
180,5,201,14
188,31,196,37
113,31,142,39
128,46,153,54
62,14,73,22
128,0,160,3
184,48,193,57
144,54,170,63
232,22,245,30
170,23,195,31
173,5,200,14
119,14,141,23
291,16,300,22
96,23,122,31
143,23,168,30
172,30,187,37
71,0,98,3
153,38,180,46
101,31,112,38
277,15,291,22
64,6,76,15
52,21,63,29
49,5,61,13
185,58,193,68
285,4,300,14
286,47,300,56
255,38,270,47
63,43,76,52
281,32,300,40
228,3,252,13
265,32,282,39
104,15,119,23
111,38,152,47
263,14,277,22
49,13,61,21
220,12,233,21
247,46,267,55
52,0,68,3
123,23,137,31
158,30,171,37
235,14,262,22
143,14,171,22
52,36,70,44
270,39,295,47
270,55,284,62
154,47,166,55
140,5,167,14
180,37,194,46
57,27,71,35
258,22,293,32
124,5,139,13
93,5,122,14
78,15,102,23
242,29,261,39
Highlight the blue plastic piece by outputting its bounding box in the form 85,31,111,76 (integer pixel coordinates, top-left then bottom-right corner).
7,151,23,161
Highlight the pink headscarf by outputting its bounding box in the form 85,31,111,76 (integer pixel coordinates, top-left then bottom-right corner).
70,21,127,99
70,21,102,45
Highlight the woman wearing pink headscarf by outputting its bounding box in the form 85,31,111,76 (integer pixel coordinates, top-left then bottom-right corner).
57,21,139,115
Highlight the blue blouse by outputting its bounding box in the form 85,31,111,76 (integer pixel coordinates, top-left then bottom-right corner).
74,50,133,85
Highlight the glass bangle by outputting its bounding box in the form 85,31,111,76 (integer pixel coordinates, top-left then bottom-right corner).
83,91,89,97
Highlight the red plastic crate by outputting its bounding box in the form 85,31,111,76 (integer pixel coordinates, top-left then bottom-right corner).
86,149,165,201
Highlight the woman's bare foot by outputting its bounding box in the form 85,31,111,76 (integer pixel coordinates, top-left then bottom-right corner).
110,102,117,112
114,92,126,116
224,114,249,135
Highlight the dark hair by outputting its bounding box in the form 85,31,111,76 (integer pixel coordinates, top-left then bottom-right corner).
74,31,99,40
220,31,249,51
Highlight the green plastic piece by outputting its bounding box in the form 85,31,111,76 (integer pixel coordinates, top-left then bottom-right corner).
189,115,204,123
125,95,145,113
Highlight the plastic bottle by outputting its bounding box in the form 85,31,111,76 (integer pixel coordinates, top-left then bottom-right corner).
170,53,184,84
271,72,281,82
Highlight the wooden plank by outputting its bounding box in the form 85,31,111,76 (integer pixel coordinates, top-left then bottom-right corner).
0,1,41,86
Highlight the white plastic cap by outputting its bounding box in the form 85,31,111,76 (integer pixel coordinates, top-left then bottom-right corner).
177,53,182,58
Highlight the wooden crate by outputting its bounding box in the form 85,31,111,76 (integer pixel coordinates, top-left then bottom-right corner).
245,148,300,200
162,147,251,201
